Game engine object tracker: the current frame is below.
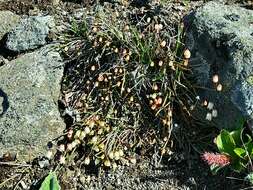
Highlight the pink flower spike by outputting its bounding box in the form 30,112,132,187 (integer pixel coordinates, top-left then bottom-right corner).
201,152,231,167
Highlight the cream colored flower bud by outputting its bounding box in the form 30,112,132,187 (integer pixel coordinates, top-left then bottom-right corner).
207,102,214,110
124,25,130,31
125,55,130,61
93,146,100,152
91,65,96,71
100,154,105,160
158,60,163,66
217,84,223,91
119,149,124,157
130,157,137,165
183,49,191,59
114,48,119,53
212,75,219,83
92,27,98,32
91,136,98,144
109,151,114,160
212,109,218,117
98,121,106,127
84,157,90,165
84,127,90,134
104,159,111,167
88,121,95,128
160,41,166,48
203,100,208,106
114,151,120,160
205,113,212,121
98,143,105,150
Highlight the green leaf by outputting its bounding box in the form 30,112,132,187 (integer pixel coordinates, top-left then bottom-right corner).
39,172,61,190
216,130,236,156
230,128,242,145
233,148,246,158
231,161,246,172
210,164,223,175
247,143,253,157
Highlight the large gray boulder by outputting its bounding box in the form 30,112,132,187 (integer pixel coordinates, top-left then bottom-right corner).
6,15,55,52
0,11,20,41
0,46,65,160
185,2,253,129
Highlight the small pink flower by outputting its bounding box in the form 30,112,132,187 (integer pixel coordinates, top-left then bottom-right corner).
201,152,231,167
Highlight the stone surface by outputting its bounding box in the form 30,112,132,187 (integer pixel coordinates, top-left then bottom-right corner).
0,46,65,160
6,15,55,52
185,2,253,129
0,11,20,41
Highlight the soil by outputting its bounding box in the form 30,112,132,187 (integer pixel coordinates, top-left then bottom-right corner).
0,0,253,190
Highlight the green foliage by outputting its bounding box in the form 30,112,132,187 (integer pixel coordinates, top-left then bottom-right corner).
214,123,253,173
39,172,61,190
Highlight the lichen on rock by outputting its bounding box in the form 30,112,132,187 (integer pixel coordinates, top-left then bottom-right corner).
0,45,65,160
6,15,55,52
185,2,253,129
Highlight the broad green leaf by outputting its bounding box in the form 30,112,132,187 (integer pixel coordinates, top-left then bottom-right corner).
230,128,242,145
216,130,236,156
233,148,246,158
39,172,61,190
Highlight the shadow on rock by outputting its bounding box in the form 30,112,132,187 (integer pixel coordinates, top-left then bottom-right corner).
0,88,9,117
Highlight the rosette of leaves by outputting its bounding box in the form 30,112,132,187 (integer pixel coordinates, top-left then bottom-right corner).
213,119,253,173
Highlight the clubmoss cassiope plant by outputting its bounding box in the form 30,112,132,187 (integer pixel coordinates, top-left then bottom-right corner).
59,2,196,169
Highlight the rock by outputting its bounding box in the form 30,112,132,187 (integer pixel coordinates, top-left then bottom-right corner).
0,11,20,41
0,96,3,115
38,158,50,168
185,2,253,129
6,16,55,52
0,46,65,160
0,55,9,66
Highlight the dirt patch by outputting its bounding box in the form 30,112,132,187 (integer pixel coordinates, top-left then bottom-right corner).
0,0,86,15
